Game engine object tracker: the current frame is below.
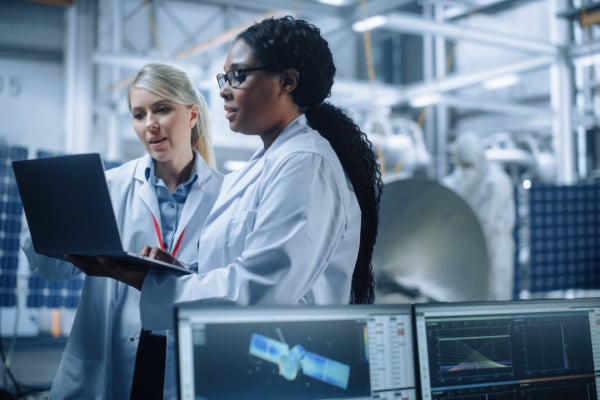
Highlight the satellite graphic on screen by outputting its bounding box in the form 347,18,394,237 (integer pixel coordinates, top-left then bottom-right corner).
248,331,351,390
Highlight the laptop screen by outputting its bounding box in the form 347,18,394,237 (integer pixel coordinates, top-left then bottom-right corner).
414,298,600,400
175,304,417,400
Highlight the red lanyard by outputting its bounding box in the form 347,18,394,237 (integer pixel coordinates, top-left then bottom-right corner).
152,215,185,257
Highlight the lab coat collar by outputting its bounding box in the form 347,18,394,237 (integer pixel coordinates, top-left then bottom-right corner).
260,114,306,159
134,151,216,238
133,151,214,189
178,152,216,237
215,153,264,210
211,114,307,213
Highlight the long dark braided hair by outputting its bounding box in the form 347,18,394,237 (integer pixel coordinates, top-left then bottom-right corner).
237,16,383,303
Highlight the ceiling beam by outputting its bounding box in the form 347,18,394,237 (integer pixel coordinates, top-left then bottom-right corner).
440,94,552,118
382,11,561,55
331,55,555,109
351,0,414,19
174,10,287,59
103,10,285,91
174,0,347,17
398,55,555,101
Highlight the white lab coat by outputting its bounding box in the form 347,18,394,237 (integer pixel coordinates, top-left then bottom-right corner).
140,115,362,330
23,152,222,400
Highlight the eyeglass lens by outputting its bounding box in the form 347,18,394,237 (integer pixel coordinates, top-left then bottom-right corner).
216,67,274,89
217,70,242,89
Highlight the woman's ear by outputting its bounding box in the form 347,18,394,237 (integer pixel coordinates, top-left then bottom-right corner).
281,68,299,92
189,104,199,128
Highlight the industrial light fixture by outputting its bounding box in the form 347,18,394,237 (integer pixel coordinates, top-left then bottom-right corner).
409,93,442,108
482,74,520,90
317,0,348,5
352,16,387,32
443,6,467,19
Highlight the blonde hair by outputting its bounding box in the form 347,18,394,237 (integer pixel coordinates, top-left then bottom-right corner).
128,63,216,168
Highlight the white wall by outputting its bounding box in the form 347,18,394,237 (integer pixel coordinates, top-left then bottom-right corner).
0,1,66,153
0,58,64,153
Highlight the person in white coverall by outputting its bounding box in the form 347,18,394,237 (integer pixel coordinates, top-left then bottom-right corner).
442,132,516,300
23,63,222,399
73,15,383,342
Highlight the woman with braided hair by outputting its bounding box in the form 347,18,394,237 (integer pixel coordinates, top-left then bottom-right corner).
86,16,383,335
216,14,384,304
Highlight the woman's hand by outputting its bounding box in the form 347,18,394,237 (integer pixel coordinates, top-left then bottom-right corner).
65,255,148,291
65,246,182,290
140,245,183,266
63,255,104,276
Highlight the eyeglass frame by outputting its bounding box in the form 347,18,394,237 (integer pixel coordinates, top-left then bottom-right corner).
216,67,278,89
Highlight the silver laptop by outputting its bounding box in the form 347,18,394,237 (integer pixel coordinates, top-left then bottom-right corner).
12,153,189,275
174,303,417,400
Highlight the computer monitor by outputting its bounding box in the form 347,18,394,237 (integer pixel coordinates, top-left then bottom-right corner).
175,303,417,400
414,298,600,400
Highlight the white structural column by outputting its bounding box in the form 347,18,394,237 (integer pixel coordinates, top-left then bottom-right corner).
549,0,576,184
433,3,449,180
422,3,436,178
107,0,123,160
64,0,96,153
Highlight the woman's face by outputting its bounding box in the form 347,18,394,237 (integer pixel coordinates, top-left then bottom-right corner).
129,87,198,164
219,40,288,140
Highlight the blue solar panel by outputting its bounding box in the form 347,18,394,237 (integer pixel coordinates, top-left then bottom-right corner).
38,150,121,170
527,184,600,293
0,144,28,307
104,160,122,170
17,150,84,308
0,147,124,310
36,150,62,159
25,254,85,309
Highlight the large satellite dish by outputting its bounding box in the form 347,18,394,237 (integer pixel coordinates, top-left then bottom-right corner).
373,178,490,303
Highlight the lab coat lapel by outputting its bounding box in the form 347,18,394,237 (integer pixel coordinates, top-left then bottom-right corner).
134,159,161,223
209,115,304,214
210,155,264,214
176,156,214,236
177,185,203,234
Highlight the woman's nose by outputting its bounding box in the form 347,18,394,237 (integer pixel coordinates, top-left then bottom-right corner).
146,113,158,129
219,86,231,100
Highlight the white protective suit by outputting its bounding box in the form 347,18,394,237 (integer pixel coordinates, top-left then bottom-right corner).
23,152,222,400
139,115,362,330
442,132,516,300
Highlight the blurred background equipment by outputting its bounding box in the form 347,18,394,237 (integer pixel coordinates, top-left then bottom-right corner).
442,132,516,301
372,178,490,304
485,131,557,183
360,109,432,181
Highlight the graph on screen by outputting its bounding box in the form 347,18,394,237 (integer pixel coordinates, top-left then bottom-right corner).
429,318,513,382
415,299,600,400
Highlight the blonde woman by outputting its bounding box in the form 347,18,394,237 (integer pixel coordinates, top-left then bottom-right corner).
23,63,222,399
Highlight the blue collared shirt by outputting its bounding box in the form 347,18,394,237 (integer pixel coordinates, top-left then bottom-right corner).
144,156,197,253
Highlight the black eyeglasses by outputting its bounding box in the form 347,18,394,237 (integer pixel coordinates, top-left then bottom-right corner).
216,67,275,89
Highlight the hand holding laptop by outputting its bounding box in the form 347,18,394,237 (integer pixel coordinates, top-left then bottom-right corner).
66,245,182,290
66,255,148,291
12,154,191,276
140,245,181,265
